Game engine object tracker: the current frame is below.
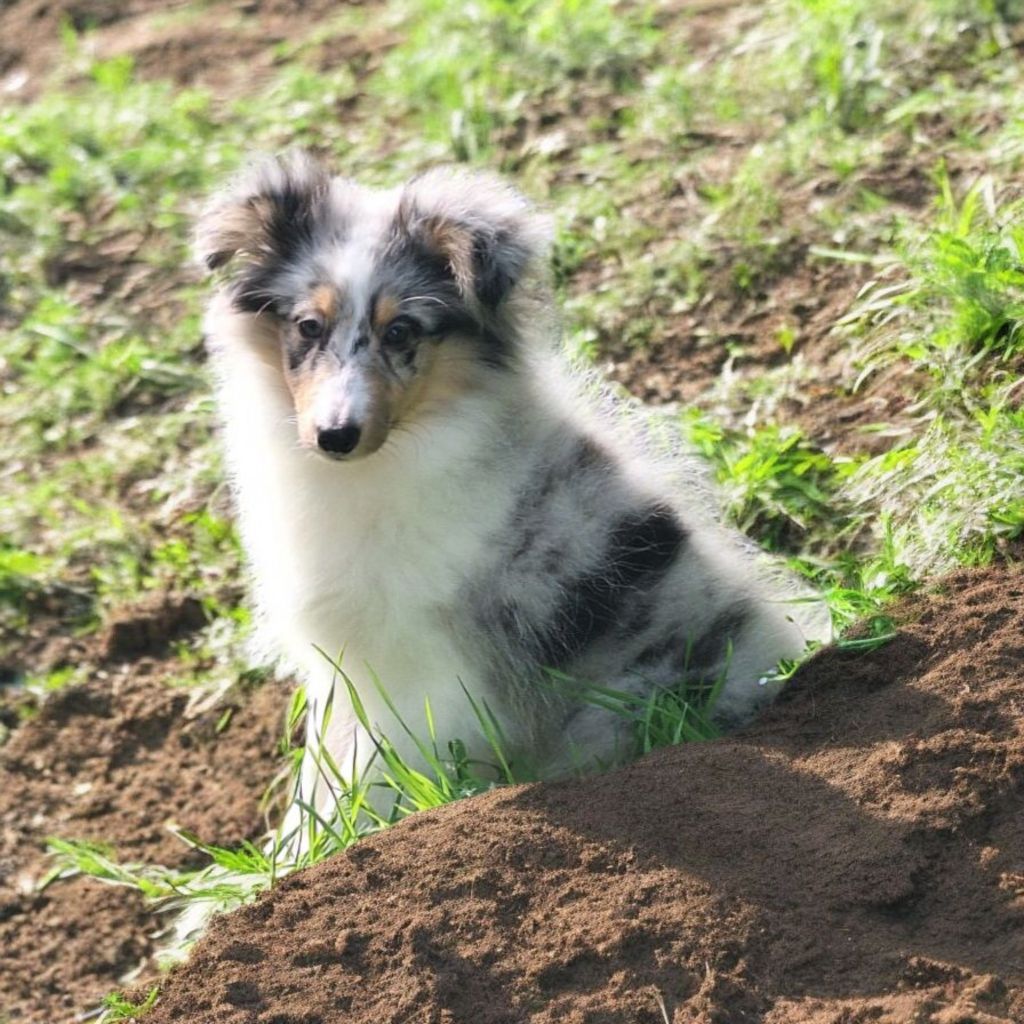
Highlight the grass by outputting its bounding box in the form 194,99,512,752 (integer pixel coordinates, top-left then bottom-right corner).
5,0,1022,658
98,987,160,1022
2,0,1024,1011
830,167,1024,575
373,0,659,162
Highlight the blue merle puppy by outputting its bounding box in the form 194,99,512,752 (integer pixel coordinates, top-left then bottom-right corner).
196,153,829,821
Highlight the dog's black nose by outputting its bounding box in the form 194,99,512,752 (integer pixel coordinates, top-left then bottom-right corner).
318,425,361,455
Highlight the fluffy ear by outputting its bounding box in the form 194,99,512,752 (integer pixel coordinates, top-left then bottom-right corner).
194,153,331,305
398,168,552,310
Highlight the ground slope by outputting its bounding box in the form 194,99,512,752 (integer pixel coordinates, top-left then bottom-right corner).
140,564,1024,1024
0,598,288,1022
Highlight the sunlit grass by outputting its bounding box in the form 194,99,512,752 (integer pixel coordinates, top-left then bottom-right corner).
373,0,659,161
98,986,160,1022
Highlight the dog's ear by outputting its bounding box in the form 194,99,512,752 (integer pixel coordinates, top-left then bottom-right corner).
399,169,552,311
194,153,331,282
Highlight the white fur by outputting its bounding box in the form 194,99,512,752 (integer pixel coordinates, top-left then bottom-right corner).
207,296,547,817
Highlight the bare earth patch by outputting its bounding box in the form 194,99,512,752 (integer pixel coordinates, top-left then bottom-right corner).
0,648,288,1022
0,0,367,98
138,564,1024,1024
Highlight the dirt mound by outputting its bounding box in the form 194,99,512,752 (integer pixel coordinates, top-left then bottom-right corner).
141,564,1024,1024
0,660,288,1021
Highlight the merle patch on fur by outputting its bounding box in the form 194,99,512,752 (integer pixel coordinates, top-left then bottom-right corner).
536,505,690,667
232,175,327,315
471,227,532,308
684,603,753,678
285,331,321,371
203,158,333,316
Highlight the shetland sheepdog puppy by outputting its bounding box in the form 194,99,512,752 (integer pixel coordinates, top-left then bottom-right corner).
196,154,828,825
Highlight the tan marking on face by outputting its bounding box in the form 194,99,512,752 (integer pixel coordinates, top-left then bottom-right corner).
421,217,474,297
356,370,394,456
283,357,335,448
310,284,339,322
282,351,397,457
372,293,400,334
392,341,481,426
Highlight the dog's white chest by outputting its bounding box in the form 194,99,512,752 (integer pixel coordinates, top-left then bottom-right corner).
231,407,514,718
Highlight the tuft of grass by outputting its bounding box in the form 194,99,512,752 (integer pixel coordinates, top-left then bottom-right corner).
546,668,723,758
99,987,160,1023
41,838,195,899
685,414,859,554
844,402,1024,575
831,170,1024,575
849,168,1024,382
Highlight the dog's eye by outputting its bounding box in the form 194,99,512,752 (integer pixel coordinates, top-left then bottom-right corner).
297,318,324,340
383,321,413,347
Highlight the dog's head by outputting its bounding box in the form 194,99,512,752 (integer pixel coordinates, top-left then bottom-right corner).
196,154,552,460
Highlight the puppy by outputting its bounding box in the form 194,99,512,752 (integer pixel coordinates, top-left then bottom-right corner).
196,154,828,825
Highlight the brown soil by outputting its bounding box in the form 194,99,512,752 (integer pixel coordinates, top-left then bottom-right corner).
138,564,1024,1024
0,618,289,1023
0,0,378,100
